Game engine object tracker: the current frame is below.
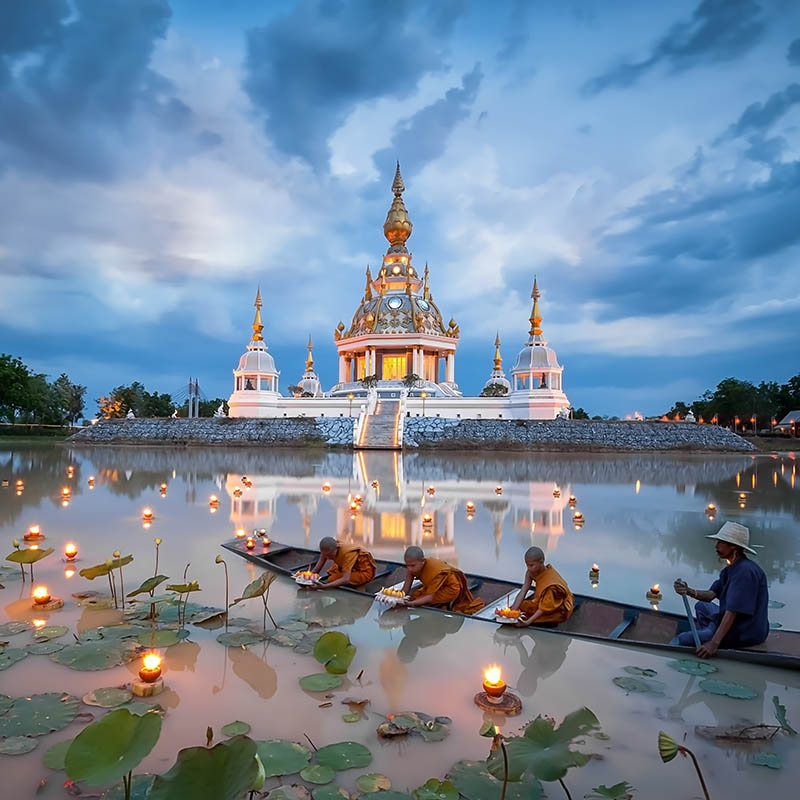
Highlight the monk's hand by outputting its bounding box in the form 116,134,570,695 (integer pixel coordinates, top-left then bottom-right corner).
515,615,532,627
697,640,718,659
673,579,689,596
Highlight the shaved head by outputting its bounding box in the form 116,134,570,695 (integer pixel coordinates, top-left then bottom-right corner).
404,546,425,577
319,537,338,552
404,546,425,561
525,547,545,563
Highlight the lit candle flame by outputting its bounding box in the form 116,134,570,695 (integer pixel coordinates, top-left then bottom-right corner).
591,564,599,572
651,583,660,593
235,528,246,538
65,542,78,558
484,665,502,686
32,586,50,602
142,507,153,520
142,652,162,671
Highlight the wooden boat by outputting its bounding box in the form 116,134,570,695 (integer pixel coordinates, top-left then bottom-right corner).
222,538,800,671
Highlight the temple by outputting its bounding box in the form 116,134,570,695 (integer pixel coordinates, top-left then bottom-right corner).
228,164,570,423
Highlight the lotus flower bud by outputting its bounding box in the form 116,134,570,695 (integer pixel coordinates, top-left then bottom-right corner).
105,558,113,567
112,550,120,558
12,538,19,548
215,555,223,564
154,538,162,545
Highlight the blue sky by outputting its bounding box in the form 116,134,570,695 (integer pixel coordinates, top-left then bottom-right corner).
1,0,798,416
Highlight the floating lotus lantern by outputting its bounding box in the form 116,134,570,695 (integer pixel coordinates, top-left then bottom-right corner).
568,495,577,505
32,585,51,605
422,513,433,526
245,537,255,550
261,534,271,547
322,483,331,494
235,528,246,538
16,479,24,488
62,487,71,498
706,503,716,514
553,488,561,498
209,495,219,511
466,501,475,512
495,486,503,495
483,665,506,699
494,607,520,620
233,487,242,497
738,492,747,499
646,583,662,602
142,507,154,522
160,483,167,495
24,525,43,541
371,480,379,489
589,563,600,583
139,652,162,683
573,511,585,529
64,542,78,560
87,476,95,488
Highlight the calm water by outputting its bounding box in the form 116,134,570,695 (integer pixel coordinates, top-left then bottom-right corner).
1,443,799,798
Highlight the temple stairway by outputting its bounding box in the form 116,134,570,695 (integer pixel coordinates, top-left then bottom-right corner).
356,399,402,450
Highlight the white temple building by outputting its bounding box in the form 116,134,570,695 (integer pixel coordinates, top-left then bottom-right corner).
228,165,570,423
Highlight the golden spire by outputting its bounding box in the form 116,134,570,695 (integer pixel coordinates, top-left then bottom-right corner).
493,332,502,370
252,286,264,341
379,271,388,296
529,277,542,336
423,263,430,300
383,161,412,249
305,335,314,373
364,265,373,301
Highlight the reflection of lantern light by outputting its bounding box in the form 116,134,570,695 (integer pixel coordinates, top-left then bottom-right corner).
33,618,46,628
235,528,246,538
482,665,507,699
142,507,154,521
209,495,219,508
160,483,167,495
25,525,42,540
61,487,71,498
706,503,716,512
139,652,162,683
64,568,75,579
466,501,475,512
233,488,242,497
466,513,474,521
495,486,503,495
245,537,255,550
371,480,379,489
32,586,51,605
635,480,641,494
16,480,24,488
64,542,78,560
427,486,435,495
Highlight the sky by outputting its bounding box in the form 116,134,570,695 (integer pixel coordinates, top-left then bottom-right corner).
1,0,799,417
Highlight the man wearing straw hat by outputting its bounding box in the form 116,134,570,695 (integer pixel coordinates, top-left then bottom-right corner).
673,522,769,658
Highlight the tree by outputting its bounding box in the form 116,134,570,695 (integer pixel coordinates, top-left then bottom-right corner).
360,374,379,390
97,382,173,419
573,407,590,419
0,354,33,422
197,398,229,417
53,373,86,425
480,382,509,397
402,373,421,389
286,384,302,398
665,401,690,420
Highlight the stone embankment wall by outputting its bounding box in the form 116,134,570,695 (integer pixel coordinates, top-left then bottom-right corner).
402,418,754,452
70,418,355,448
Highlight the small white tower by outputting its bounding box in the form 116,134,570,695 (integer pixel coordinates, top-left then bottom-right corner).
482,332,510,395
295,336,322,397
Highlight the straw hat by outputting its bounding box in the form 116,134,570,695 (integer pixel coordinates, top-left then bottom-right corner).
706,521,757,555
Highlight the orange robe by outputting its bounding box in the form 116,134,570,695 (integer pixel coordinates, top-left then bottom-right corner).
326,544,376,589
519,564,574,624
410,557,485,615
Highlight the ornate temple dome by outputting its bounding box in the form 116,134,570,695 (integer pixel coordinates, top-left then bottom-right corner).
484,332,511,392
237,288,277,374
511,278,564,379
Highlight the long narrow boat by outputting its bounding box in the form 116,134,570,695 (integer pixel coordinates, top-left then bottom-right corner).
223,538,800,670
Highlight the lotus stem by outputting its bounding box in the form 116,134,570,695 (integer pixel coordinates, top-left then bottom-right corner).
499,739,509,800
118,564,125,610
558,778,573,800
681,747,711,800
107,572,116,607
154,540,160,577
218,558,229,632
304,733,318,751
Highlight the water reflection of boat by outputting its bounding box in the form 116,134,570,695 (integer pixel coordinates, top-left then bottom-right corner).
224,538,800,671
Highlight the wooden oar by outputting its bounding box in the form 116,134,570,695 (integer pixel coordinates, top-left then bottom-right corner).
682,593,701,649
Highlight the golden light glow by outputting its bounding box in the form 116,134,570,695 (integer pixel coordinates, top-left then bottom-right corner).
322,483,331,493
32,585,51,604
650,583,661,594
16,479,24,487
245,537,255,550
142,507,154,520
64,542,78,559
143,653,162,671
635,480,641,494
25,525,42,539
64,568,75,579
591,563,600,572
466,513,474,521
235,528,246,538
33,619,46,628
495,486,503,495
209,495,219,506
61,487,71,497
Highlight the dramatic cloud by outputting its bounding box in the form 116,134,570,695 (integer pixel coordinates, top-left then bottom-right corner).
719,83,800,140
583,0,765,94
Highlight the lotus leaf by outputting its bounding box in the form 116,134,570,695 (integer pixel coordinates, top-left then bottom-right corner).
82,687,134,708
666,659,718,676
270,631,305,647
50,639,140,671
122,702,165,717
488,707,600,783
280,621,309,631
157,601,213,624
149,736,261,800
136,629,189,648
773,695,797,735
358,794,413,800
377,712,451,742
412,778,457,800
301,764,336,784
342,712,361,723
312,786,349,800
299,673,343,692
357,773,392,792
80,624,147,642
0,620,32,636
266,786,312,800
216,630,265,647
612,676,665,696
768,600,785,609
76,595,116,610
315,741,372,771
43,738,72,770
313,631,356,675
165,580,200,594
66,708,162,786
622,666,657,677
0,694,12,714
100,774,155,799
752,752,782,769
770,622,782,629
585,782,635,799
79,555,133,580
222,720,251,737
0,735,38,755
0,565,21,581
0,647,27,670
27,640,66,655
699,678,758,699
34,625,69,641
232,572,278,605
448,760,544,800
127,575,170,597
6,546,54,564
0,692,80,737
189,610,228,628
255,739,311,777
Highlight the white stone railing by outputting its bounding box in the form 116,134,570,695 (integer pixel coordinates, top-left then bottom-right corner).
396,389,408,447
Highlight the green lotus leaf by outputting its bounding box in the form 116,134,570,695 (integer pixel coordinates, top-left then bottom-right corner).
27,640,66,655
0,694,12,714
189,610,228,628
315,741,372,771
43,738,72,770
488,707,599,783
298,673,343,692
622,666,657,677
0,565,22,582
0,735,38,755
255,740,311,777
136,628,189,648
266,787,312,800
312,786,349,800
232,572,278,606
79,555,133,580
770,622,782,629
585,782,636,799
0,647,28,670
0,692,80,737
313,631,356,675
300,764,336,784
342,712,361,723
768,600,785,609
666,659,718,676
448,760,544,800
82,687,134,708
76,595,116,610
478,720,496,738
32,624,69,641
752,752,782,769
6,546,54,564
699,678,758,699
80,624,148,642
773,695,797,735
612,676,665,695
357,773,392,792
166,580,201,594
121,701,165,717
50,639,140,671
65,708,162,786
157,601,213,624
127,574,170,597
377,712,451,742
412,778,458,800
279,621,308,631
222,720,251,737
359,794,413,800
0,620,32,636
148,736,261,800
216,630,266,647
657,731,678,763
100,774,155,799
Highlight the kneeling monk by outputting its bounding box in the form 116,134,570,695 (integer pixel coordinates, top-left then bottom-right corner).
310,537,376,590
511,546,574,627
400,546,484,615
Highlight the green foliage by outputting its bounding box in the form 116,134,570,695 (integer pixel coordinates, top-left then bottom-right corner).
666,659,717,676
573,407,590,419
412,778,458,799
6,546,54,564
0,620,32,635
773,695,797,735
300,764,336,784
254,740,311,777
33,625,69,641
480,382,509,397
488,707,599,783
612,676,666,695
313,631,356,674
312,787,349,800
79,554,134,579
657,731,678,763
82,687,134,708
0,648,28,670
585,782,635,799
50,639,140,671
752,752,782,769
127,574,170,597
0,736,39,754
231,572,277,604
221,720,251,737
357,774,392,793
315,741,372,771
97,381,174,419
299,673,343,692
0,692,80,737
448,760,543,800
65,708,162,786
216,630,265,647
43,738,72,770
698,678,758,699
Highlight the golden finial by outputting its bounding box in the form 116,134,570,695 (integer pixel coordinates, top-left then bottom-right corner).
305,335,314,373
383,161,412,249
379,272,388,297
423,263,430,300
529,276,542,336
493,332,502,370
364,265,373,301
252,287,264,341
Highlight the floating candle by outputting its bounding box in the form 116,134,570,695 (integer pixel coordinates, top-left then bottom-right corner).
32,586,51,605
245,537,255,550
61,487,71,497
427,486,435,495
568,495,577,504
322,483,331,493
64,542,78,560
495,486,503,495
235,528,246,538
466,501,475,512
553,488,561,497
482,665,506,698
233,488,242,497
422,513,433,525
209,495,219,508
142,507,154,521
25,525,42,540
139,652,162,683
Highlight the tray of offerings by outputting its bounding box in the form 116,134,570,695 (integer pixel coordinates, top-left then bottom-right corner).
374,587,408,607
494,606,521,624
294,570,320,587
